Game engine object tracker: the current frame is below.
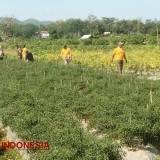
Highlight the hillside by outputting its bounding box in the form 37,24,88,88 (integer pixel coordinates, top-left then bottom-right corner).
0,17,52,26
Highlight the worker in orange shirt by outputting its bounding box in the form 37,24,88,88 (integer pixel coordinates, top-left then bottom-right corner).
22,45,28,61
111,42,127,75
61,44,72,65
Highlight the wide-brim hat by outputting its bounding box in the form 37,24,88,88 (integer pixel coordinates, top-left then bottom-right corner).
118,42,124,46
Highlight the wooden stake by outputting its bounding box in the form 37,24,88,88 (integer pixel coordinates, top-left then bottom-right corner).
147,103,149,112
150,89,153,105
81,75,83,81
129,113,132,125
26,72,28,79
128,83,130,88
70,81,72,89
61,79,63,85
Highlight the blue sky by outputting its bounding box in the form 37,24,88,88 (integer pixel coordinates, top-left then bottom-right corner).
1,0,160,21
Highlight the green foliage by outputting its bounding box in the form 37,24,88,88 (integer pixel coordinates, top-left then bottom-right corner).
1,17,160,41
0,17,15,40
20,24,39,38
108,36,127,45
92,38,109,45
126,34,146,45
0,60,122,160
146,35,157,45
80,39,93,45
0,60,160,159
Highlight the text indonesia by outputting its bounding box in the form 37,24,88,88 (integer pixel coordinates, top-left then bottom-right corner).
1,141,49,150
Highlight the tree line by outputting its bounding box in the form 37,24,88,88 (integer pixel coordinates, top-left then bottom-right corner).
0,15,160,40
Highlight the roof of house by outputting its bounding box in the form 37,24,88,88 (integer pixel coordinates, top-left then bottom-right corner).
40,31,49,34
80,34,92,39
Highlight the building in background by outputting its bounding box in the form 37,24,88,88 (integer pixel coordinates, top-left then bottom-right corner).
80,34,92,39
40,31,50,39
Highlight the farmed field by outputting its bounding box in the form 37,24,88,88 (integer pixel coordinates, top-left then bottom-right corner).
0,38,160,160
1,1,160,159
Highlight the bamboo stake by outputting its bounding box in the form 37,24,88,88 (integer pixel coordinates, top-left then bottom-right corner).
86,80,89,85
91,81,94,87
6,60,9,68
129,113,132,125
54,87,57,94
150,89,153,105
70,81,72,89
61,79,63,86
128,83,130,88
81,75,83,81
147,103,149,112
26,72,28,79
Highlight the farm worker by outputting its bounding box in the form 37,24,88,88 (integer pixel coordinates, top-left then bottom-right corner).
16,45,22,59
22,45,28,61
0,45,4,60
61,44,72,65
111,42,127,75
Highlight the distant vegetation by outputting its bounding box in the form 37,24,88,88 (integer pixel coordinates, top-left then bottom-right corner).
0,16,160,41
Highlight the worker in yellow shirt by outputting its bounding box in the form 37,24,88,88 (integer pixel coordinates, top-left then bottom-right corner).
111,42,127,75
61,44,72,65
22,45,28,61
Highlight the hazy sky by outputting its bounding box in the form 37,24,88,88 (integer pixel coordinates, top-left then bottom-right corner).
1,0,160,21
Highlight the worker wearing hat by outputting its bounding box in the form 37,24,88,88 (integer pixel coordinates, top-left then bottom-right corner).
61,44,72,65
111,42,127,75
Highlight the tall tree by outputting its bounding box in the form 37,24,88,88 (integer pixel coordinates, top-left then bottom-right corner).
101,17,117,32
48,20,64,38
0,17,15,40
85,15,98,34
20,23,39,38
63,19,85,38
144,19,157,35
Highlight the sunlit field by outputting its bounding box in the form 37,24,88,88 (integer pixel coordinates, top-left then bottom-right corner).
1,39,160,159
33,45,160,73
